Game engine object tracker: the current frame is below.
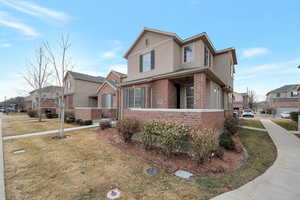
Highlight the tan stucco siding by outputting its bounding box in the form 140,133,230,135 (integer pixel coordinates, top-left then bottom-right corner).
64,73,76,94
212,53,234,88
74,80,101,107
127,36,175,81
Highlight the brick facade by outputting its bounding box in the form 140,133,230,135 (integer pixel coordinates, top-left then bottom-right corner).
74,108,101,120
123,109,224,133
194,72,206,109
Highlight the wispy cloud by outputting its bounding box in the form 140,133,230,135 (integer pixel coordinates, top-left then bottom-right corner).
0,43,11,48
0,0,70,22
108,64,127,74
100,51,116,59
241,47,269,58
99,40,123,60
0,12,39,36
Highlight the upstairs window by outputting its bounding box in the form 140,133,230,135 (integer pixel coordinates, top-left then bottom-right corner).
204,46,212,67
291,91,299,97
101,94,113,108
276,93,281,97
139,50,155,72
184,45,193,63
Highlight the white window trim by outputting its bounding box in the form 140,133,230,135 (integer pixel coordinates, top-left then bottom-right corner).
141,51,152,73
182,44,194,63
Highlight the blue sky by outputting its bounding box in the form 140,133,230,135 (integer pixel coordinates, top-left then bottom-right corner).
0,0,300,101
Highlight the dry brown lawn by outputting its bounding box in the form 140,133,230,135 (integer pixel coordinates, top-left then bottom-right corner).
3,118,77,137
3,128,276,200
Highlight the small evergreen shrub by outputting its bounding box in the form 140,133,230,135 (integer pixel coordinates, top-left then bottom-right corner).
64,111,75,123
141,120,189,156
224,116,239,135
76,119,83,125
81,120,93,126
219,132,235,151
116,119,141,143
46,113,58,119
190,128,219,164
290,112,299,122
27,110,37,118
100,120,111,130
212,148,224,159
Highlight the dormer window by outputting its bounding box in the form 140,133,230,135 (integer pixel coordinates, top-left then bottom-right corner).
139,50,155,72
183,45,193,63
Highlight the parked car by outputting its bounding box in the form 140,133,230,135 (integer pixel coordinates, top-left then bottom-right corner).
233,110,239,117
0,107,4,112
242,109,254,118
280,112,290,119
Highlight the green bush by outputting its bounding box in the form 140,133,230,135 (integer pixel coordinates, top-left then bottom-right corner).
219,132,235,151
290,112,299,122
116,119,141,143
64,111,75,123
142,120,189,156
82,120,93,126
27,110,37,118
76,119,82,125
46,113,58,119
224,116,240,135
190,128,219,164
99,120,111,130
212,148,224,159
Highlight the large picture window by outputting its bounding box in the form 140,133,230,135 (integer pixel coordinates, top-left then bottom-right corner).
124,87,145,108
101,94,113,108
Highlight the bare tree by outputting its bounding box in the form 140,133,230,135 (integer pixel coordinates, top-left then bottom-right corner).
44,34,72,138
23,46,51,122
247,89,256,110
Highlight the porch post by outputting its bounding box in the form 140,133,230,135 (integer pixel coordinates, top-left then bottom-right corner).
194,72,206,109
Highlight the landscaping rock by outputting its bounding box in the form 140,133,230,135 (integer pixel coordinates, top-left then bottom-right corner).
106,188,121,199
145,168,158,176
13,149,25,154
174,170,194,179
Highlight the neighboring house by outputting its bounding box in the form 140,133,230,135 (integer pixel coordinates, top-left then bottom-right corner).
29,86,62,113
266,84,299,116
96,70,127,119
120,28,237,132
233,92,249,111
64,71,105,109
255,101,267,114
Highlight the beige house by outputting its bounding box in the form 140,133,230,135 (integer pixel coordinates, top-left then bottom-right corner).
64,71,105,109
120,28,237,131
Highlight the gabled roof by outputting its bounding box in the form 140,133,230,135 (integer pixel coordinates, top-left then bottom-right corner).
29,86,62,94
267,84,299,95
67,71,105,83
124,27,237,64
108,70,127,78
96,80,119,93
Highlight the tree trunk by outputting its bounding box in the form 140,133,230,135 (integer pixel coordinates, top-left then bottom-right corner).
38,90,42,122
59,96,65,138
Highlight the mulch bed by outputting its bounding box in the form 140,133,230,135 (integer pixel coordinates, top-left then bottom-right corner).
97,128,245,175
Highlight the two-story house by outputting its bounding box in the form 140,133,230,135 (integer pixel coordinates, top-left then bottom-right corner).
96,70,127,119
233,92,249,111
266,84,299,116
120,28,237,132
64,71,105,109
28,85,62,113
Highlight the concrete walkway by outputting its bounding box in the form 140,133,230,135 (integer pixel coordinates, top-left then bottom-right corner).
212,119,300,200
240,125,267,132
0,117,6,200
3,124,99,141
0,115,28,119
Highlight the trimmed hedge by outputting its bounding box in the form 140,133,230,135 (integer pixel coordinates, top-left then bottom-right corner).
219,132,235,151
27,110,37,118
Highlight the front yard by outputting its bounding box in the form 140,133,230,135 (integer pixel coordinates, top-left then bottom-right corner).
3,118,77,137
272,119,298,131
240,119,265,129
3,128,276,200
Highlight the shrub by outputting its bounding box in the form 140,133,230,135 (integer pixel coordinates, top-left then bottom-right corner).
76,119,82,125
99,120,111,130
190,128,219,164
142,120,189,156
64,111,75,123
27,110,37,118
81,120,93,126
46,113,58,119
116,119,141,143
219,132,235,151
212,148,224,159
224,116,239,135
290,112,299,122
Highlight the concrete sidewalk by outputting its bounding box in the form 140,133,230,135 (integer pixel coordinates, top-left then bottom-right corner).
240,125,267,132
0,118,6,200
212,119,300,200
3,124,99,140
